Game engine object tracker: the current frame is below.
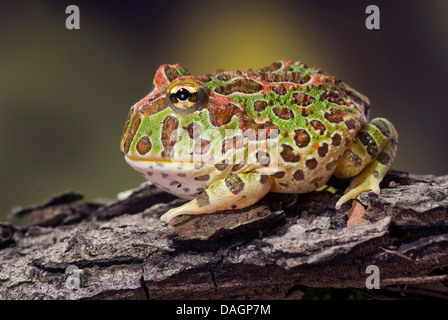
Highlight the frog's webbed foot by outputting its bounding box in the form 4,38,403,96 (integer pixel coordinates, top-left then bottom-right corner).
160,173,272,222
333,118,398,209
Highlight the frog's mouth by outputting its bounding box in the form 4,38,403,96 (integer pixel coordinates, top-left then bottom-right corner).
124,155,205,170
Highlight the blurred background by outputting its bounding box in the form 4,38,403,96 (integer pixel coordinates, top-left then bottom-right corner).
0,0,447,220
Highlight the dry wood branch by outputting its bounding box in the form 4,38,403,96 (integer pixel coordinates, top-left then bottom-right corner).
0,170,447,300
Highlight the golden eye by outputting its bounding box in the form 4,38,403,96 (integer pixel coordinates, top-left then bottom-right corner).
168,84,198,110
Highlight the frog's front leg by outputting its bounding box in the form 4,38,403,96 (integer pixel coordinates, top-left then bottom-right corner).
333,118,398,209
160,173,272,222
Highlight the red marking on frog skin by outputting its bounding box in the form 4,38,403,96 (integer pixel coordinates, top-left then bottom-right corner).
209,92,245,112
134,91,160,109
281,60,294,69
311,75,330,85
254,117,270,123
282,83,299,90
236,113,248,130
261,82,273,94
313,142,320,150
245,74,272,94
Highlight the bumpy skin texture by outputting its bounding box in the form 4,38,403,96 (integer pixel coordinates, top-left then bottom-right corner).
121,61,398,222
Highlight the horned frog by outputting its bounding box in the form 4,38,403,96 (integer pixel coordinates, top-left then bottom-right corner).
120,61,397,222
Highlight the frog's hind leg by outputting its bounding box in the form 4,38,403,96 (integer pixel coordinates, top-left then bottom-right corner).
333,118,398,209
160,173,272,222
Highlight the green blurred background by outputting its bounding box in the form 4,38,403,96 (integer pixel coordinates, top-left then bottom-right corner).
1,0,447,220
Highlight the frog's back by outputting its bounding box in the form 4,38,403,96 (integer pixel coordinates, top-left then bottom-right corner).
200,60,370,193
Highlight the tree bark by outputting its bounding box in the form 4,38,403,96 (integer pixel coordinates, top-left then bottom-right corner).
0,170,447,300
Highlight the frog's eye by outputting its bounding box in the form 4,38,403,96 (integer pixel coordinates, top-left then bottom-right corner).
168,83,204,114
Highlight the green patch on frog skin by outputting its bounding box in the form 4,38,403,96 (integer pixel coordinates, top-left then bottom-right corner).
204,76,225,90
173,65,190,77
274,63,315,76
131,108,173,154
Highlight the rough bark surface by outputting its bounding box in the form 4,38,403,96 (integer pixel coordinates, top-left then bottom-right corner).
0,170,447,300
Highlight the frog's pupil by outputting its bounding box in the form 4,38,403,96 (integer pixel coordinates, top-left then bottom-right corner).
176,88,191,101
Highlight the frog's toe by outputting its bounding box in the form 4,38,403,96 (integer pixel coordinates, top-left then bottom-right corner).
335,172,380,209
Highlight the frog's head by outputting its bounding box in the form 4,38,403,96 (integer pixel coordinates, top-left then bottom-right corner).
121,64,262,167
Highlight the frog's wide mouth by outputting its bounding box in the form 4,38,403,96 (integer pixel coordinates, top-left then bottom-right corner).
124,155,208,168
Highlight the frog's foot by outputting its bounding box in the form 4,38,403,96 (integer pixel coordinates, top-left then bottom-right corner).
335,161,381,209
160,173,272,222
333,118,398,209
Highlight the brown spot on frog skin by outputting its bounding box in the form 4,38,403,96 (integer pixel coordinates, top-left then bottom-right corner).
225,175,245,195
164,65,184,82
280,144,300,163
345,119,357,130
272,171,286,179
323,90,344,105
273,84,287,95
377,152,390,165
195,174,210,181
215,163,228,171
332,133,342,146
186,122,202,140
214,77,263,95
294,129,310,148
161,116,179,158
260,175,269,184
324,108,345,123
208,103,239,127
183,187,190,193
292,92,314,106
300,108,309,117
254,100,267,112
273,106,294,120
305,158,318,170
345,150,362,167
310,120,326,135
269,61,282,71
177,173,187,177
293,169,305,181
356,131,378,158
123,117,141,154
136,136,152,155
318,143,329,157
231,162,246,172
371,119,391,138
